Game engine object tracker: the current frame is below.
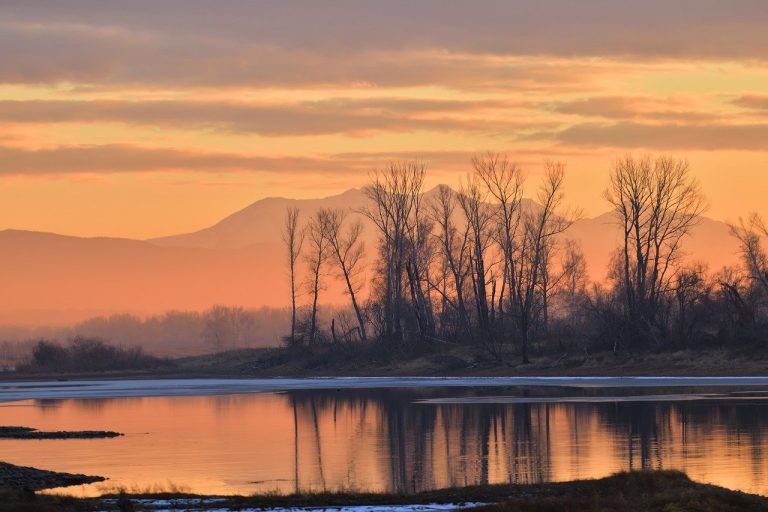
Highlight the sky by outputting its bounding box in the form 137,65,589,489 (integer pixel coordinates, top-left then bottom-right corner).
3,0,768,239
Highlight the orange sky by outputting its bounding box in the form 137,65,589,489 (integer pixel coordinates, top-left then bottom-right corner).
3,1,768,238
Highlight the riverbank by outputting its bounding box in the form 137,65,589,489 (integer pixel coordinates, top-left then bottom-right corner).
174,345,768,377
1,470,766,512
4,345,768,382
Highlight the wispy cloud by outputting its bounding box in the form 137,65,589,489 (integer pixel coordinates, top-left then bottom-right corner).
550,96,722,123
0,145,344,175
4,1,768,89
543,122,768,150
733,94,768,110
0,144,595,177
0,98,535,136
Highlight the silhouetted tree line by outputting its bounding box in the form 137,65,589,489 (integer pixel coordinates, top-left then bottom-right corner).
284,153,768,362
18,337,169,373
0,306,301,366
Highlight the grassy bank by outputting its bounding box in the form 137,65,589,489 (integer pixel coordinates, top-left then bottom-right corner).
5,343,768,381
171,343,768,377
2,470,767,512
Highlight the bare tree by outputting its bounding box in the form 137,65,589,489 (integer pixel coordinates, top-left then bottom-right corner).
458,174,496,352
404,186,436,340
283,207,305,346
320,208,368,342
557,239,588,330
605,155,705,346
428,185,472,338
729,214,768,295
203,305,255,349
304,212,330,344
510,162,574,363
361,161,426,342
538,239,554,334
672,263,710,346
715,266,758,333
473,153,525,351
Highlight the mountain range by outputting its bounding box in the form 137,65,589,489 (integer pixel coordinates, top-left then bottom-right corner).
0,187,740,325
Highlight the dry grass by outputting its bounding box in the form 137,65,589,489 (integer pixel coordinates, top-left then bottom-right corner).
171,344,768,378
84,470,768,512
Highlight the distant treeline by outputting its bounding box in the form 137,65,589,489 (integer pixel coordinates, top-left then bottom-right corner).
72,305,289,353
17,337,170,373
282,154,768,361
0,305,354,369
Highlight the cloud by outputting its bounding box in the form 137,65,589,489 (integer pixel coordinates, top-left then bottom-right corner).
0,24,610,91
0,145,474,176
0,145,350,175
733,94,768,110
551,96,720,123
0,98,532,136
546,122,768,150
6,1,768,56
3,1,768,88
0,144,590,177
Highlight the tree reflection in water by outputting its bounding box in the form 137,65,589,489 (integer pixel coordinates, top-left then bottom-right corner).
286,388,768,494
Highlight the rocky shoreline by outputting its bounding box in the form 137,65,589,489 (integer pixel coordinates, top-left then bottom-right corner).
0,461,105,492
0,425,123,439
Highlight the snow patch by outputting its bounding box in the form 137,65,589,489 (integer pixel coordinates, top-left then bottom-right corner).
5,376,768,403
98,501,484,512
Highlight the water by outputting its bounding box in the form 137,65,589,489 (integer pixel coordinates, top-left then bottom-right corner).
3,378,768,496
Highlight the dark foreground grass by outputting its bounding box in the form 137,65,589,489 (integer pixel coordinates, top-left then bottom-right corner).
211,471,768,512
5,470,766,512
474,470,768,512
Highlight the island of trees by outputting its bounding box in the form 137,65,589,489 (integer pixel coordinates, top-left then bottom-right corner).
282,153,768,364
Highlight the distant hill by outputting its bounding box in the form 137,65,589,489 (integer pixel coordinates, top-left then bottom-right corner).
152,185,739,281
151,188,371,249
565,211,738,282
0,187,740,325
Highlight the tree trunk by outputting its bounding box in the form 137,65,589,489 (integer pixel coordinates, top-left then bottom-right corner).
290,258,297,344
309,269,320,344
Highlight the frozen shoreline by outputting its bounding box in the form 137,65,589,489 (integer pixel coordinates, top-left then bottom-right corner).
4,376,768,403
96,499,485,512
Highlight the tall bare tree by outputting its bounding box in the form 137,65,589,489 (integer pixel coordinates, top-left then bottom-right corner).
458,174,495,351
473,153,525,351
511,162,574,363
361,161,425,342
429,185,472,338
404,186,436,340
305,211,330,344
605,155,705,345
320,207,368,342
283,206,305,346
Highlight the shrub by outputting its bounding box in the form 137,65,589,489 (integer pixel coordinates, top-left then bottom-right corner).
18,337,170,373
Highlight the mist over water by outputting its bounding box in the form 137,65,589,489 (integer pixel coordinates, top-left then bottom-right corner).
2,384,768,496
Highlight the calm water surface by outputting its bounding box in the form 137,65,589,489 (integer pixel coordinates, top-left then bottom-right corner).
2,381,768,496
